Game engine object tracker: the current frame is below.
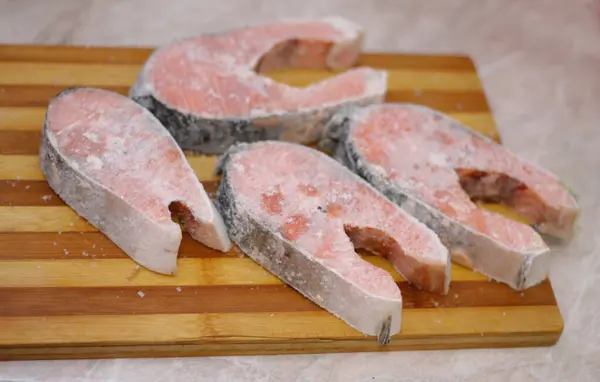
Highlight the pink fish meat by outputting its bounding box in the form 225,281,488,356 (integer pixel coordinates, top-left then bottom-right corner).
41,87,231,274
130,17,387,154
216,141,449,342
322,103,580,290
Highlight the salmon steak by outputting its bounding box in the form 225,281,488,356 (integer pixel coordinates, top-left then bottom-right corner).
216,141,449,342
322,103,579,290
41,87,231,274
130,17,387,154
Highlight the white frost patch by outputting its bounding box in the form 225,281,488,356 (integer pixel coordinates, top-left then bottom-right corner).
41,195,52,201
322,16,362,38
429,152,448,167
137,291,145,298
264,185,279,197
176,287,182,292
107,136,126,151
232,162,246,174
86,155,103,170
83,131,100,143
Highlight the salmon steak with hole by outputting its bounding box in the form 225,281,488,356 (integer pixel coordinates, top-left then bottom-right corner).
40,87,231,274
216,141,449,343
130,17,387,154
322,103,579,290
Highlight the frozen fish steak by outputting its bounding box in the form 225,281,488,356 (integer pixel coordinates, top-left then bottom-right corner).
131,17,387,153
323,103,579,290
41,87,231,274
216,141,449,342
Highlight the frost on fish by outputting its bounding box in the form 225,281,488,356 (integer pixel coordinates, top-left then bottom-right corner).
130,17,387,154
40,87,231,274
216,141,450,342
322,103,580,290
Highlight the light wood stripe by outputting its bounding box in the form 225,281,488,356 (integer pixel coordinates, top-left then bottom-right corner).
0,63,482,92
266,69,482,91
0,232,499,279
0,62,140,87
0,45,475,72
0,187,519,225
0,206,95,232
0,155,43,180
0,257,489,287
0,180,217,207
0,107,45,130
0,258,280,287
0,111,498,156
0,306,563,346
0,108,495,134
357,54,476,72
0,155,217,181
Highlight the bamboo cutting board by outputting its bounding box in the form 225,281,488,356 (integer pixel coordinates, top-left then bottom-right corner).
0,44,563,361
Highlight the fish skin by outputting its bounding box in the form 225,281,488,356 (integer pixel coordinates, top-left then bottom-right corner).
322,103,579,290
216,141,451,340
40,87,231,275
130,17,387,154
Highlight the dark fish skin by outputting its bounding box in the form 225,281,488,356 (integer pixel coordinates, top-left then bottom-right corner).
131,94,284,154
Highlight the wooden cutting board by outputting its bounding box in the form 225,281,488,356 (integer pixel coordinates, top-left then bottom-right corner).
0,44,563,361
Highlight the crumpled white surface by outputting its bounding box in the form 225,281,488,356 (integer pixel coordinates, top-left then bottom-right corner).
0,0,598,380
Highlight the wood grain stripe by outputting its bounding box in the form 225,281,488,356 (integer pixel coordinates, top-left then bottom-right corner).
0,62,140,87
0,111,498,156
0,206,96,232
0,232,235,260
267,69,482,91
0,332,562,361
0,155,217,181
0,131,41,155
0,45,475,71
0,85,489,112
0,306,563,347
0,256,488,287
0,63,482,92
0,180,218,206
0,85,126,107
0,232,494,285
0,108,496,133
0,281,556,317
0,45,153,65
0,107,45,130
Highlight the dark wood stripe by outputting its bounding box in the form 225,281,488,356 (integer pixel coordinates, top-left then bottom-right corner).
0,131,41,155
0,227,233,262
0,85,129,107
0,280,556,317
0,180,219,207
0,45,152,65
0,44,475,72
